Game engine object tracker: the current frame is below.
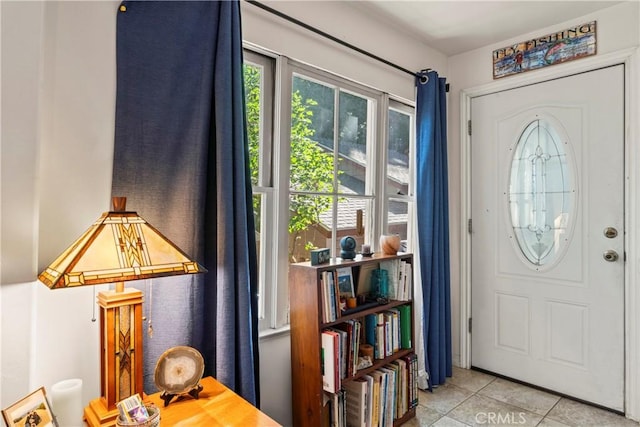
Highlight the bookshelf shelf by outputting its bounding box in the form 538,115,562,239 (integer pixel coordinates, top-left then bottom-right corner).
322,300,412,329
290,252,417,427
346,348,414,383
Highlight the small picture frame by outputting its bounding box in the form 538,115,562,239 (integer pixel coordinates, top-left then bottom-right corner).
2,387,58,427
336,266,355,299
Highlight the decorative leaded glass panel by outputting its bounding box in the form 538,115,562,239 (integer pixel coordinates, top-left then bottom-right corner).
509,118,574,266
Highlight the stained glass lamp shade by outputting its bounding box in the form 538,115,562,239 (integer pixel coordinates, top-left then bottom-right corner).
38,197,206,426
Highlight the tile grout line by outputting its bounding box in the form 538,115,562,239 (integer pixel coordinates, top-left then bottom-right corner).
541,398,568,427
439,377,497,426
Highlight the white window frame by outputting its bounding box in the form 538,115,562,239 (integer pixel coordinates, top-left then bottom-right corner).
383,99,417,253
244,49,279,331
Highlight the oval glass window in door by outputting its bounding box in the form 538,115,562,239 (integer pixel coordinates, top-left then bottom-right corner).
508,118,575,267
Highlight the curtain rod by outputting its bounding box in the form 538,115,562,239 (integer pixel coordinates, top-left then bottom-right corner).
246,0,422,79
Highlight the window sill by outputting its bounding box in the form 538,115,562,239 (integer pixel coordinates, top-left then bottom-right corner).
258,325,291,340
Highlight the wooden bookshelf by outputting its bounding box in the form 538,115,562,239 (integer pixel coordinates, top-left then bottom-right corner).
290,253,416,427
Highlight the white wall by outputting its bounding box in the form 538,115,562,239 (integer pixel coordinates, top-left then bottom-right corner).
258,332,292,424
1,0,117,410
1,0,45,407
446,0,640,370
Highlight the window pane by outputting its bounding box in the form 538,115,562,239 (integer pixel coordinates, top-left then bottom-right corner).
244,63,262,187
387,108,411,196
289,194,333,263
509,118,574,266
244,51,275,330
338,91,370,195
291,76,336,192
332,196,370,255
253,193,264,318
388,198,409,249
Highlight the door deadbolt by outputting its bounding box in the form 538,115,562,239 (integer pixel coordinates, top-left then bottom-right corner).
603,227,618,239
603,250,619,262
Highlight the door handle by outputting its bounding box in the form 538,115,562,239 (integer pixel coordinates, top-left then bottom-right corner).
603,250,619,262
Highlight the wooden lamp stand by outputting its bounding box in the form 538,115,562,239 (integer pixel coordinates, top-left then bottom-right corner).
84,283,144,427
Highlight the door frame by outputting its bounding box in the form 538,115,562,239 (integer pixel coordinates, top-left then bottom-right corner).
459,47,640,419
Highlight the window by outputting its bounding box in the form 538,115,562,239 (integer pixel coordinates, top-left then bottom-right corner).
288,70,377,263
243,51,276,328
386,101,416,250
509,117,575,268
244,50,415,331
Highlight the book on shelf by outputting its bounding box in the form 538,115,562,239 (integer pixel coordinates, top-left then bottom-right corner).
383,312,393,357
386,309,400,354
390,358,408,417
344,379,367,427
321,272,329,322
370,373,380,427
338,390,346,427
370,370,386,427
362,375,374,427
328,327,348,380
352,320,361,375
376,312,386,360
398,304,412,349
322,330,341,393
402,352,419,409
396,260,411,301
320,273,329,323
327,389,346,427
325,271,338,322
356,262,379,297
364,314,377,356
402,261,413,301
380,366,397,426
378,258,413,301
401,358,409,416
330,320,359,379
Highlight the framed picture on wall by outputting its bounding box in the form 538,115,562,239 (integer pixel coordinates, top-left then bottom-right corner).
2,387,58,427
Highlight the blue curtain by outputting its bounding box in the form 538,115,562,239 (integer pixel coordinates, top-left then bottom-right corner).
415,70,452,389
111,1,259,405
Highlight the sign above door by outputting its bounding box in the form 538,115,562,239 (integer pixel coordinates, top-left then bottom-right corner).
493,21,596,79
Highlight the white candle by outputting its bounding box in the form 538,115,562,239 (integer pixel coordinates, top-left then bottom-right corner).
51,378,83,427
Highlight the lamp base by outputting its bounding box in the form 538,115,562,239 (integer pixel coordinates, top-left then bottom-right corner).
84,397,119,427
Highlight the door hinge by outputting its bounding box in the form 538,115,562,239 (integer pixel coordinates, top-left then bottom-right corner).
467,120,472,136
468,218,472,234
468,318,472,333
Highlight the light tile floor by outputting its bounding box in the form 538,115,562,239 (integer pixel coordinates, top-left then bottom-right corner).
405,367,639,427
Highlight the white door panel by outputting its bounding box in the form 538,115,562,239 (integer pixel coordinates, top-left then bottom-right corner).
471,65,624,410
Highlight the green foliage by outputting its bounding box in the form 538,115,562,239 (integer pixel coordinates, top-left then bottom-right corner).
244,64,260,187
288,92,334,258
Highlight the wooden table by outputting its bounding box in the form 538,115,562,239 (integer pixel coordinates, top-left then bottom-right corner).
145,377,281,426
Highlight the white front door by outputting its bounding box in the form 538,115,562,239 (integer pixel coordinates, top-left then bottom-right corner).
470,65,625,410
